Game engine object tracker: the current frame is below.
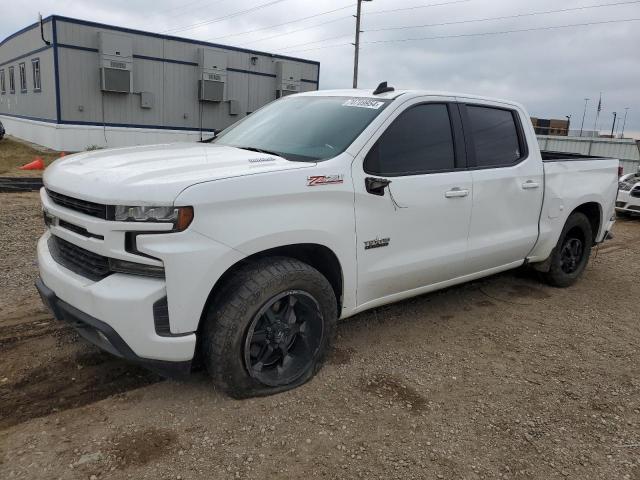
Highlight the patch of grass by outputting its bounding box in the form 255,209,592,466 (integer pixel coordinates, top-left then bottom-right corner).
0,137,61,176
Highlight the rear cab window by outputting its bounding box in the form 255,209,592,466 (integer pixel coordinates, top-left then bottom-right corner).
464,104,527,168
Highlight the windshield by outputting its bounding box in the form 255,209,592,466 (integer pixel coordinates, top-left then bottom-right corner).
214,96,391,162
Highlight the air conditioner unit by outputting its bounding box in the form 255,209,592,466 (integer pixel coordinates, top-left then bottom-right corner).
98,32,133,93
198,49,227,102
275,61,302,98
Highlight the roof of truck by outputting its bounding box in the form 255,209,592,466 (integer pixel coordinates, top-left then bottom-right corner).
297,88,523,109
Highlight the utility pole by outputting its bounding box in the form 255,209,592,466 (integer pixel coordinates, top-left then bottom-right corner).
579,98,589,137
352,0,372,88
620,107,630,138
610,111,617,138
565,115,571,136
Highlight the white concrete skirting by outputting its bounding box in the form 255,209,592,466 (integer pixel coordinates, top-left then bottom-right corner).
0,115,209,152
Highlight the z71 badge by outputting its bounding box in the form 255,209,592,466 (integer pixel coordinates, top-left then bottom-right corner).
364,237,390,250
307,175,344,186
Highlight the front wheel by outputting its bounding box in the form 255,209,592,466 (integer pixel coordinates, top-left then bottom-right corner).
201,257,337,398
540,212,593,287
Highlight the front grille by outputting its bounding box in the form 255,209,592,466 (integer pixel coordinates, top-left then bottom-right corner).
619,183,632,191
46,189,109,219
48,235,111,281
58,219,104,240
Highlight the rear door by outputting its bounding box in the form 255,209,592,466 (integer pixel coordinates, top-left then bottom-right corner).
459,101,544,272
352,98,473,308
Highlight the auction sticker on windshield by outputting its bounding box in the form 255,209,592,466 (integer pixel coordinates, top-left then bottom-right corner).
342,98,385,109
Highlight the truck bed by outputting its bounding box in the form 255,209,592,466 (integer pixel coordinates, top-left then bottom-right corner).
540,150,613,162
527,154,619,263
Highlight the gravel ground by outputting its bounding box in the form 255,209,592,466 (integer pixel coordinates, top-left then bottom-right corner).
1,193,639,480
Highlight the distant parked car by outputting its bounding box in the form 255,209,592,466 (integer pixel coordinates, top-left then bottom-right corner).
0,120,5,140
617,171,640,216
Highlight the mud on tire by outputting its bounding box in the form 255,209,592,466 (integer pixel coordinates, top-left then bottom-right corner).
201,256,337,398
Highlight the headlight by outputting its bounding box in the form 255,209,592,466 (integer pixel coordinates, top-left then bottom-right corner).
114,205,194,231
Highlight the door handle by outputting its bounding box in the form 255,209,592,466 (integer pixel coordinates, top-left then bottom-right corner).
444,187,469,198
522,180,540,189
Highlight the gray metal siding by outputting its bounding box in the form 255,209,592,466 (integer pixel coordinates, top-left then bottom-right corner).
537,135,640,161
0,20,56,120
53,18,319,131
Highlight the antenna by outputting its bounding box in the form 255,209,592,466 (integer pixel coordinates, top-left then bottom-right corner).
373,81,394,95
39,13,50,46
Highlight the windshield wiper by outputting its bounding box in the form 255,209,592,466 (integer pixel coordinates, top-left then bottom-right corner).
238,146,287,159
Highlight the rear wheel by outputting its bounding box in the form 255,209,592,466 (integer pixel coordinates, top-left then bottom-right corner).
201,257,337,398
540,212,593,287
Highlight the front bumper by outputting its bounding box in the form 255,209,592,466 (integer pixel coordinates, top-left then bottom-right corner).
37,232,196,370
35,278,191,377
616,191,640,214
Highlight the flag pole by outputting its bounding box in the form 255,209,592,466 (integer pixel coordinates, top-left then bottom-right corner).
593,92,602,135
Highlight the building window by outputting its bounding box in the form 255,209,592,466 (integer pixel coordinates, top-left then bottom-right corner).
0,69,5,94
32,58,41,91
19,62,27,92
8,66,15,93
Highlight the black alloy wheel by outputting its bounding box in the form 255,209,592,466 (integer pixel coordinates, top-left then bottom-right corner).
244,290,324,387
559,234,584,274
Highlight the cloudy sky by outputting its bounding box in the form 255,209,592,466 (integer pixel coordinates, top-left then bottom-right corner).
3,0,640,137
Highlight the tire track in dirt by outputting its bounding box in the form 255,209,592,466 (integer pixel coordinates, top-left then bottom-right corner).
0,314,62,349
0,349,162,430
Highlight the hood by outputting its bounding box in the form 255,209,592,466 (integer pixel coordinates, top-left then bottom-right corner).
43,143,314,204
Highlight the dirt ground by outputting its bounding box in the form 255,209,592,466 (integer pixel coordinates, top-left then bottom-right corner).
0,137,60,176
1,192,639,480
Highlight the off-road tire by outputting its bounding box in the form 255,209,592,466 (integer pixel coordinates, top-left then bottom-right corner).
540,212,593,288
201,256,337,398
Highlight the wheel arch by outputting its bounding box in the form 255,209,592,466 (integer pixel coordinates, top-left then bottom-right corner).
571,201,602,244
197,243,344,334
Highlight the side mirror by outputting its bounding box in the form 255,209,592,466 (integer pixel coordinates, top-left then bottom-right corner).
365,177,391,196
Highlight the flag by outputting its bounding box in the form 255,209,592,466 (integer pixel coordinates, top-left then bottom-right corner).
597,94,602,113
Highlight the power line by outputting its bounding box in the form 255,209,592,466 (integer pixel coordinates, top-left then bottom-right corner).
240,0,471,47
163,0,290,34
274,0,640,51
366,0,471,16
157,0,228,15
366,0,640,32
365,17,640,44
207,4,355,41
238,15,352,46
278,17,640,53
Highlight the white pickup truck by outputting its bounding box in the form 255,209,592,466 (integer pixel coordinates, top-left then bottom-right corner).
36,84,619,397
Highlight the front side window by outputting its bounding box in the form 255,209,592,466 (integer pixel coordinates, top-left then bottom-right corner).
214,96,391,162
32,58,41,91
8,66,15,93
19,62,27,92
365,103,456,176
0,69,5,94
466,105,523,167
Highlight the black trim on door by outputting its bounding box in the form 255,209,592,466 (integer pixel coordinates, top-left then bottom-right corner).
457,103,529,170
448,103,467,170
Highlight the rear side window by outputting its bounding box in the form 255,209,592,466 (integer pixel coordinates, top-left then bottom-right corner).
365,103,455,176
466,105,523,167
